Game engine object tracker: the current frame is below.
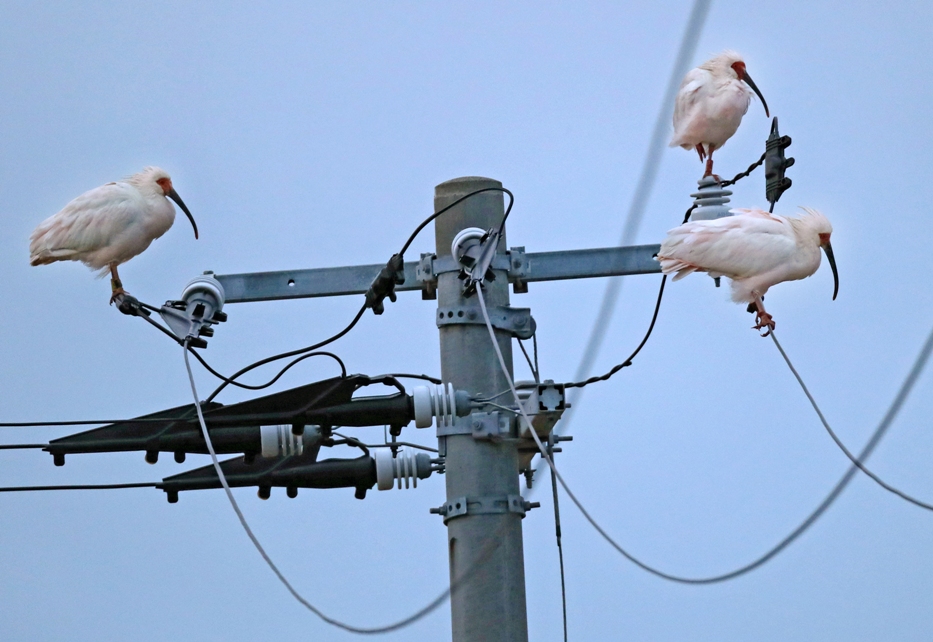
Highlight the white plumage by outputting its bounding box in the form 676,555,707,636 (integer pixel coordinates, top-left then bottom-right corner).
658,207,839,334
29,166,198,301
670,50,769,178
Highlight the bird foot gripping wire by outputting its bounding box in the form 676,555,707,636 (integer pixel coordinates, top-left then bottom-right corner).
109,277,127,306
365,253,405,315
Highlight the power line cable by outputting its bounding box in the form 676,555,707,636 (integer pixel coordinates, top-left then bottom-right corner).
0,482,156,492
184,339,476,634
479,286,933,584
204,303,367,403
771,330,933,512
563,275,666,389
563,0,711,425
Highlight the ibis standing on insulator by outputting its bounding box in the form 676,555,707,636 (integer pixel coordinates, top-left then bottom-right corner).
657,207,838,335
29,166,199,302
670,50,770,178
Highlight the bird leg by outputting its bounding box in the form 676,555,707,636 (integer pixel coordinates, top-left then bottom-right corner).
702,149,721,182
695,143,707,162
750,295,775,337
109,263,128,305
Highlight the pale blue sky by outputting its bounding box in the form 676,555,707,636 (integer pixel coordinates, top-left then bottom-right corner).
2,2,933,640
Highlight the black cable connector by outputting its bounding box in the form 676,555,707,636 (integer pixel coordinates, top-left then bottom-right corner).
765,117,794,209
365,253,405,315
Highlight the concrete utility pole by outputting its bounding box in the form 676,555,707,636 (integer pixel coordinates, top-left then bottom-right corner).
433,177,528,641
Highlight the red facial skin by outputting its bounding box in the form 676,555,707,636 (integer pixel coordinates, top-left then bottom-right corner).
819,232,832,246
156,177,173,195
731,60,746,80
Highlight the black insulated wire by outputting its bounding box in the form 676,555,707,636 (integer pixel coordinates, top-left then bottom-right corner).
563,275,666,389
0,482,157,492
204,302,367,402
398,187,515,257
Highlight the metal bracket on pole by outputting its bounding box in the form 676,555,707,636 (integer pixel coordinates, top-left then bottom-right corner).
435,411,511,440
417,252,438,300
430,494,538,523
436,305,535,340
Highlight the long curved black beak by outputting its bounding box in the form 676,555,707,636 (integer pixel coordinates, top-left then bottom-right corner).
822,240,839,300
167,189,199,240
743,71,770,118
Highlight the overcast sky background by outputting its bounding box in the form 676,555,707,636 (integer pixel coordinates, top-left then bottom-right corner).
2,2,933,640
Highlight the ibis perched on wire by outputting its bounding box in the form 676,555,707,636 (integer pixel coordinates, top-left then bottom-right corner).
29,167,198,303
670,50,770,179
657,207,838,335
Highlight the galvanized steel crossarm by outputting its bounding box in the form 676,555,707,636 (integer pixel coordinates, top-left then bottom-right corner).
214,243,662,303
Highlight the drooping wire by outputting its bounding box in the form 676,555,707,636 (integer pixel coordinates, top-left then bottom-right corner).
563,275,666,389
563,0,711,426
398,187,515,257
190,349,347,394
478,286,933,584
549,445,569,642
771,331,933,512
184,338,465,635
204,302,367,403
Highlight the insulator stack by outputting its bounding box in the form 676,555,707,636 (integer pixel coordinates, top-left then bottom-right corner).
374,449,433,490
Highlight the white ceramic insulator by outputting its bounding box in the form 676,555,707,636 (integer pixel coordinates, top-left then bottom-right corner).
412,383,457,428
260,425,304,458
450,227,486,265
375,449,425,491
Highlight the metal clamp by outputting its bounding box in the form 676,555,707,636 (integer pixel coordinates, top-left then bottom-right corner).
509,246,529,293
430,494,535,523
436,411,510,439
436,305,535,340
416,253,437,300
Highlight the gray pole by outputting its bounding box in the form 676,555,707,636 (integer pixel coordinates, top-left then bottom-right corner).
434,177,529,641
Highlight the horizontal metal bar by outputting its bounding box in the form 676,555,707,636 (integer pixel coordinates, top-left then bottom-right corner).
214,243,661,303
521,243,660,283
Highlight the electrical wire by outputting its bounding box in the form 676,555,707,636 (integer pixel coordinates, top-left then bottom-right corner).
517,338,539,383
771,331,933,512
563,275,666,389
375,373,443,385
204,302,367,403
478,286,933,585
398,187,515,257
184,339,458,635
0,444,47,449
191,349,347,394
0,482,156,492
549,447,569,642
0,417,192,427
563,0,711,425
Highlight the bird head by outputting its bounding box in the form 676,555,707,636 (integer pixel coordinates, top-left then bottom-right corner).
730,60,770,118
709,51,770,118
148,169,199,240
800,207,838,301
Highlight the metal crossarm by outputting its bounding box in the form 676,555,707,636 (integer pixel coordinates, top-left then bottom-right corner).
213,243,662,303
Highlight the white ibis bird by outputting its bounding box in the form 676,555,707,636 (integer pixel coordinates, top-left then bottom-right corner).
657,207,838,335
29,167,198,302
670,50,770,179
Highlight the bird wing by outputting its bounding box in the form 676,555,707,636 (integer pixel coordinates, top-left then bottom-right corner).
658,211,796,279
670,68,710,145
30,182,144,260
